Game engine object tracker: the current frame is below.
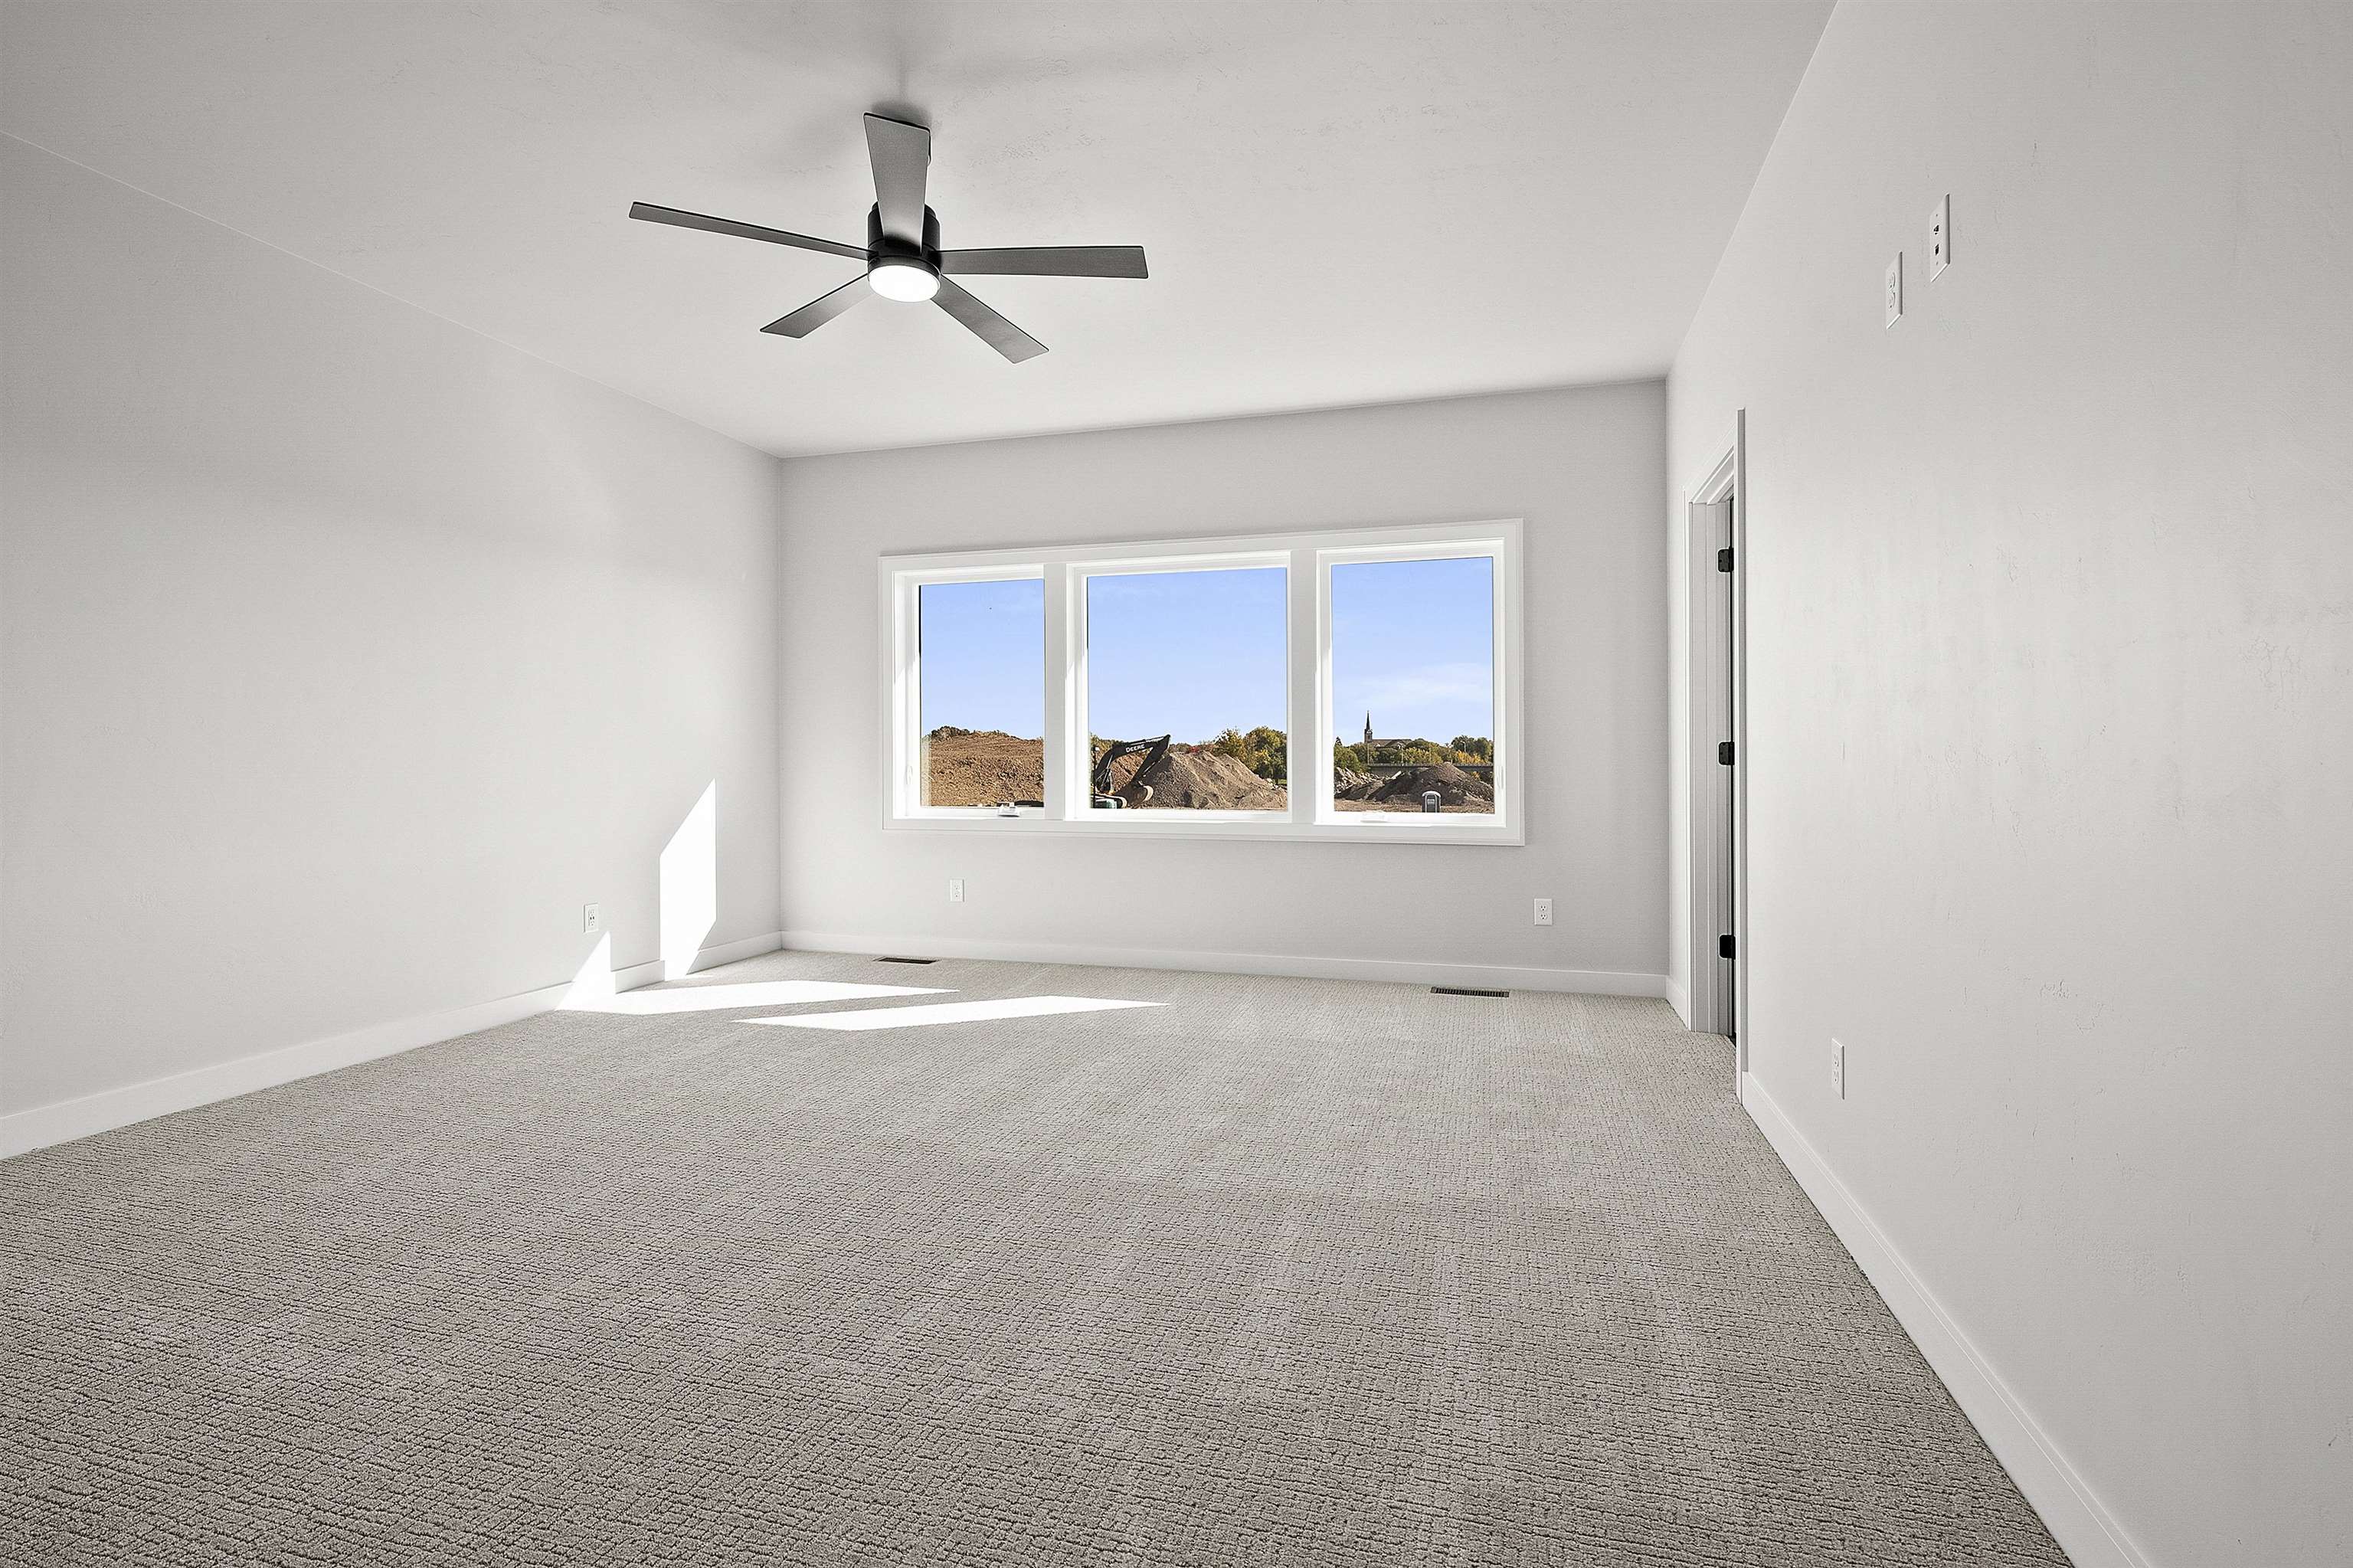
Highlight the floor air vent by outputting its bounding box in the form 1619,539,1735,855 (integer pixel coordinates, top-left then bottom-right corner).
1432,985,1510,998
875,956,937,965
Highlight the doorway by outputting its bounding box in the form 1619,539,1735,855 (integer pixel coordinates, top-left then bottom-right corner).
1686,415,1745,1065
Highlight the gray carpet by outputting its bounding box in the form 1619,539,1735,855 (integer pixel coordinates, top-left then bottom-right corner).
2,952,2068,1566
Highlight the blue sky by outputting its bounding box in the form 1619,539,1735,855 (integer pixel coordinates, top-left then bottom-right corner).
1085,568,1286,740
918,557,1493,745
919,578,1044,736
1330,556,1494,744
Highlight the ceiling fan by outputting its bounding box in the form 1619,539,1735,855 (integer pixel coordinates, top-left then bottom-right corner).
629,113,1147,363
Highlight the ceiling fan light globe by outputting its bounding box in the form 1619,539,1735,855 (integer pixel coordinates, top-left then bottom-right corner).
868,258,940,303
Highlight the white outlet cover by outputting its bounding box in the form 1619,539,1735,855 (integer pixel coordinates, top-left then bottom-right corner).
583,902,601,934
1831,1037,1847,1098
1532,898,1553,926
1929,195,1950,279
948,879,964,903
1884,254,1902,328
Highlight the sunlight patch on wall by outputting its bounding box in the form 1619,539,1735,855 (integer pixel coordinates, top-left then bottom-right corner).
659,782,718,979
563,932,617,1007
747,995,1163,1032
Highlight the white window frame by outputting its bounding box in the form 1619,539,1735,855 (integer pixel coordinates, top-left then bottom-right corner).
879,518,1523,845
885,561,1050,823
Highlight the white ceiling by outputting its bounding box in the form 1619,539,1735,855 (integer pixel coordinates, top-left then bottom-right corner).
0,2,1829,457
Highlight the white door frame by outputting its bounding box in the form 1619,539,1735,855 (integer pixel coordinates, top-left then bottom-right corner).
1683,411,1747,1063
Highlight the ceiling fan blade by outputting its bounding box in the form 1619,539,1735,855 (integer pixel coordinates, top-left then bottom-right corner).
863,113,931,241
761,277,870,338
933,278,1046,362
629,202,866,260
939,246,1148,279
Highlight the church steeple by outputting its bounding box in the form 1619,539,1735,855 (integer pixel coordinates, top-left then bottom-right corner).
1363,712,1373,748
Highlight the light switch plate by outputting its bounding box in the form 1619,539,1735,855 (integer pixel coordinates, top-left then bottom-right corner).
1884,254,1903,328
1929,195,1950,279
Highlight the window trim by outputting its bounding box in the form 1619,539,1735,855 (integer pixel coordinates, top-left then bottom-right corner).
886,562,1049,822
878,518,1524,845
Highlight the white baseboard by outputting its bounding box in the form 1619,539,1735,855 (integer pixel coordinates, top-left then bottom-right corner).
1664,973,1693,1029
682,929,786,975
611,958,666,992
779,929,1667,999
1,979,578,1160
1738,1072,2149,1568
0,930,784,1161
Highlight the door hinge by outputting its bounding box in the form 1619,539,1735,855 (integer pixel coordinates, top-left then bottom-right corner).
1717,741,1735,765
1716,547,1734,573
1719,934,1737,960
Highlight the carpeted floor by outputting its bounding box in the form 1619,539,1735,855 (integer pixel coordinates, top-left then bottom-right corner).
1,952,2068,1566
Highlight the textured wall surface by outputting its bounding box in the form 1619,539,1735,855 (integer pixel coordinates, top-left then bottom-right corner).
777,384,1669,989
1667,4,2353,1560
0,138,784,1116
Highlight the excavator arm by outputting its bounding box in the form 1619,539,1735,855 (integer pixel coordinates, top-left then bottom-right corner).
1089,734,1172,808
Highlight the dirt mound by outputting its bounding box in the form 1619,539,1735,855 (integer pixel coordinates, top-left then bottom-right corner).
923,728,1042,807
1117,747,1287,810
1334,768,1377,798
1365,761,1493,807
923,731,1285,811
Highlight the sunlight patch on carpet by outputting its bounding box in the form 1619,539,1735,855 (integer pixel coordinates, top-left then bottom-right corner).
569,980,949,1014
747,995,1162,1031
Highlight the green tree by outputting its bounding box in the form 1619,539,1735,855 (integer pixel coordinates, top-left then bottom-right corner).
1208,725,1288,782
1242,725,1286,782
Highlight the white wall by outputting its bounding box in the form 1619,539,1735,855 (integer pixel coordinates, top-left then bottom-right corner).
1667,4,2351,1563
778,384,1667,990
0,137,783,1129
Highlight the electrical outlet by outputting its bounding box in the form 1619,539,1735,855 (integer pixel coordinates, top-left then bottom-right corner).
947,879,964,904
583,902,601,935
1831,1038,1847,1099
1929,195,1950,279
1884,254,1903,328
1532,898,1553,927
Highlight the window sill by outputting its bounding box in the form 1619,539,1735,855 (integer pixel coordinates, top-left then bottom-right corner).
882,813,1524,846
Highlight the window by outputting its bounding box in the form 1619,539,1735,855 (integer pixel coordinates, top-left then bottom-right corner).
1329,555,1495,817
1082,565,1288,812
895,570,1044,815
880,520,1520,843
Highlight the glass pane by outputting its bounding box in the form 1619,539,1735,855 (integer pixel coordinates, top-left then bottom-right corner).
1330,556,1495,815
918,578,1043,809
1085,567,1288,811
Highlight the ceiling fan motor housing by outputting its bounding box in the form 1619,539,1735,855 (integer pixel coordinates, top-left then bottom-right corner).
868,205,942,277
